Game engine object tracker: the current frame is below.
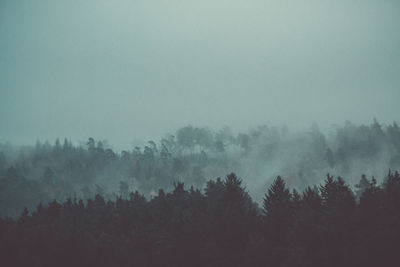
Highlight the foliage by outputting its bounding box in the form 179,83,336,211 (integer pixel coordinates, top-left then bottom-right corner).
1,121,400,217
1,172,399,267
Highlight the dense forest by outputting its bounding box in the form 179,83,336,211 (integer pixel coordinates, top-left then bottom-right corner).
1,120,399,218
1,171,400,266
1,121,400,266
2,0,398,265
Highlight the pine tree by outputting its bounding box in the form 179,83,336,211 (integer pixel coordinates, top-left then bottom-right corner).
355,174,370,201
18,207,29,224
263,176,292,219
320,174,355,213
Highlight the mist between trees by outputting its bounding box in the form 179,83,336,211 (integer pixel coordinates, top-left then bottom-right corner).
1,120,399,218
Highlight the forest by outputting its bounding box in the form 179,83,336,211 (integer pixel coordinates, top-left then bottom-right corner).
0,121,400,266
0,120,400,218
1,171,400,266
2,0,399,265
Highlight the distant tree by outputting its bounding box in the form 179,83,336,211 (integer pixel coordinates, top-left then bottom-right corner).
95,184,105,196
62,138,71,151
292,188,301,210
147,141,158,153
81,186,92,200
18,207,29,224
87,137,95,151
54,138,61,151
119,181,129,199
42,166,55,185
177,125,196,152
301,186,322,211
236,133,251,151
325,148,335,168
0,152,6,176
359,176,381,209
205,177,224,212
5,166,18,179
47,200,62,221
355,174,370,200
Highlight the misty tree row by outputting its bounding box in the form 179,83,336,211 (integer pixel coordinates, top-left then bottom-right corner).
1,120,400,217
1,171,399,267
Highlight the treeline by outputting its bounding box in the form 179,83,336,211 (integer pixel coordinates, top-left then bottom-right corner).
1,171,399,267
1,120,400,217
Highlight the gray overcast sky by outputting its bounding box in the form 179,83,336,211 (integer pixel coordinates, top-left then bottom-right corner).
1,0,399,150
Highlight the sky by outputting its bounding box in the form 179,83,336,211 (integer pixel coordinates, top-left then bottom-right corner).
1,0,399,150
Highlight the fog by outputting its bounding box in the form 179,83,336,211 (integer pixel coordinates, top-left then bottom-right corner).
2,2,400,264
1,0,400,150
1,120,400,218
